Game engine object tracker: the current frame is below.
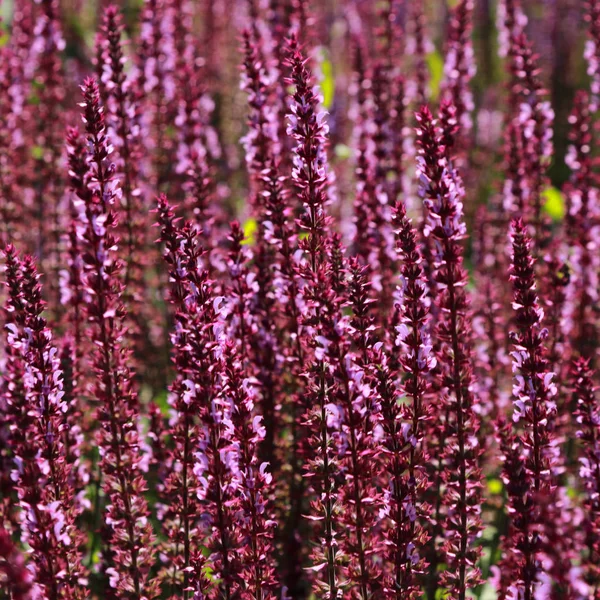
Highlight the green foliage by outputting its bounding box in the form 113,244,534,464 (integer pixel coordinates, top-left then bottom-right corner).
334,144,352,160
31,146,44,160
541,186,566,221
487,478,503,496
318,51,335,109
427,50,444,101
242,217,258,246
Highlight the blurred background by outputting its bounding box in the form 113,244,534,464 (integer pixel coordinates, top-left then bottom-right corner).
0,0,590,220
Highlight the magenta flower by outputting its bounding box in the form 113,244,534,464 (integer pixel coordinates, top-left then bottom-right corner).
73,78,157,599
0,2,598,599
496,219,560,598
416,106,483,598
0,527,33,600
571,359,600,593
2,246,87,599
378,202,435,597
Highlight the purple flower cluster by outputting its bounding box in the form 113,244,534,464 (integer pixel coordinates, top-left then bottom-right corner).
1,2,600,599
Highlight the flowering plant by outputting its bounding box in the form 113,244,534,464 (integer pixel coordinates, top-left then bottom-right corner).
1,1,600,599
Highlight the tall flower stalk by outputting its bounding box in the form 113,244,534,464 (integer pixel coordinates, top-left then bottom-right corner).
499,0,554,248
157,197,242,599
441,0,476,141
222,344,278,599
333,259,381,599
416,106,482,598
240,29,283,471
378,203,434,597
571,359,600,596
74,78,156,599
99,5,146,304
155,198,206,598
564,91,600,363
497,219,559,599
2,246,87,599
30,0,67,313
286,34,341,598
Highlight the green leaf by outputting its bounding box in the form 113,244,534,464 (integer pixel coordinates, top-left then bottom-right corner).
479,583,498,600
487,478,503,495
242,217,257,246
319,51,335,109
566,485,578,500
165,124,177,139
87,547,100,566
481,524,498,540
31,146,44,160
541,186,565,221
427,50,444,101
334,143,352,160
153,390,170,417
